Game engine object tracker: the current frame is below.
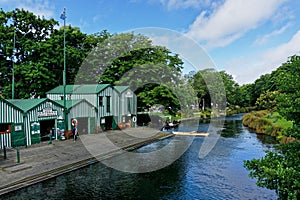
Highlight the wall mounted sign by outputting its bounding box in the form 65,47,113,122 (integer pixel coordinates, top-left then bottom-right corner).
14,125,22,131
38,107,58,118
125,91,133,98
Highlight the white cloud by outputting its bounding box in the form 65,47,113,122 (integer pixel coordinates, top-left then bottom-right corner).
225,30,300,84
1,0,54,18
254,22,291,45
79,18,90,29
186,0,287,49
271,5,294,26
147,0,213,9
262,30,300,68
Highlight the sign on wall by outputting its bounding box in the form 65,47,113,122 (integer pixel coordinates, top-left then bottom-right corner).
125,91,133,98
38,107,58,118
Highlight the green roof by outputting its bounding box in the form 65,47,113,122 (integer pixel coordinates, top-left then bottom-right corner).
114,86,129,94
7,98,48,112
46,84,111,94
52,99,89,110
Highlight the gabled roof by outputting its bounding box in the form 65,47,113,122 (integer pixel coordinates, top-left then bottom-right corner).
114,86,130,94
51,99,95,110
46,84,111,94
6,98,48,113
74,84,110,94
46,85,79,94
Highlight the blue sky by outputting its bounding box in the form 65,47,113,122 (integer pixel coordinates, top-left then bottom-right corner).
1,0,300,85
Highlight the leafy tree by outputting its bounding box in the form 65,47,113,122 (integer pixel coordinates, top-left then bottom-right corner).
244,142,300,199
255,90,279,111
76,32,153,84
0,9,109,98
191,69,210,109
219,71,241,106
275,55,300,125
77,32,185,113
0,9,12,96
252,74,273,102
138,85,180,115
239,83,256,107
191,68,226,112
0,9,58,98
244,55,300,199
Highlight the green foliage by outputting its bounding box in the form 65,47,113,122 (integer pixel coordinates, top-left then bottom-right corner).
76,32,154,84
137,84,180,114
190,69,242,116
0,9,58,98
283,125,300,139
190,68,227,111
244,142,300,199
76,32,186,113
242,112,272,134
219,71,241,106
244,55,300,199
239,84,254,107
226,106,255,116
0,9,108,98
255,90,279,111
243,111,293,137
275,56,300,126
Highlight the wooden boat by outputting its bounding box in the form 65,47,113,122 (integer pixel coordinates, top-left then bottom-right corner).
172,131,209,137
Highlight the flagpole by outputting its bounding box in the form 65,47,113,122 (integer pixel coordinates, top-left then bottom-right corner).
12,28,15,99
62,8,68,131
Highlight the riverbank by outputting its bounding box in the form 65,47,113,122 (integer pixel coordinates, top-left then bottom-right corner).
242,110,293,140
0,128,172,196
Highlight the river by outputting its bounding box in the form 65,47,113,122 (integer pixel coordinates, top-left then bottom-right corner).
3,114,277,199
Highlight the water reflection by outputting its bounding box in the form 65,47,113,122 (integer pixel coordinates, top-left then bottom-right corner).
256,134,277,145
220,120,243,138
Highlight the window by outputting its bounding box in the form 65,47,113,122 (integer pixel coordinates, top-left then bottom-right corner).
99,96,103,106
106,96,111,113
0,124,11,134
127,97,131,113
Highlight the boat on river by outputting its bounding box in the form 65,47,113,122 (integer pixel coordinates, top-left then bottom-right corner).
172,131,209,137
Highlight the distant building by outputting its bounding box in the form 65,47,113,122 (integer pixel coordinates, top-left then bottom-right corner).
46,84,137,130
0,84,137,148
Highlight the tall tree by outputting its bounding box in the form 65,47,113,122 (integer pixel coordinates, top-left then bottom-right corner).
219,71,241,106
239,83,256,107
0,9,58,98
0,9,109,98
191,68,226,112
76,32,185,112
244,55,300,199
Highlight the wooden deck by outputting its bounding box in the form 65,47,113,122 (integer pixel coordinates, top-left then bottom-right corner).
172,131,209,137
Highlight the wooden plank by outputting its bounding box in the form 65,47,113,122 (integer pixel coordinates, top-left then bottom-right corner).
172,131,209,137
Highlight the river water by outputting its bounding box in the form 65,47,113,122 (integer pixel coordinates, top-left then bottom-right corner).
3,114,277,200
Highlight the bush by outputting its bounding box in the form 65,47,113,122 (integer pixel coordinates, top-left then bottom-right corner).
242,111,272,134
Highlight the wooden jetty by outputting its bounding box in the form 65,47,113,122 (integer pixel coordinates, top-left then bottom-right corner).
172,131,209,137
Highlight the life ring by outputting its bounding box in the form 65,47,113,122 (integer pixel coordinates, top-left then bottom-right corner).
72,119,78,127
132,116,137,123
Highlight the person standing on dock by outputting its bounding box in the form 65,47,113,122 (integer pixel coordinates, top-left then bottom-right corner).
72,119,79,142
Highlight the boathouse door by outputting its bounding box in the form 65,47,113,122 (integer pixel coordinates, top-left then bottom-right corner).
11,123,26,147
